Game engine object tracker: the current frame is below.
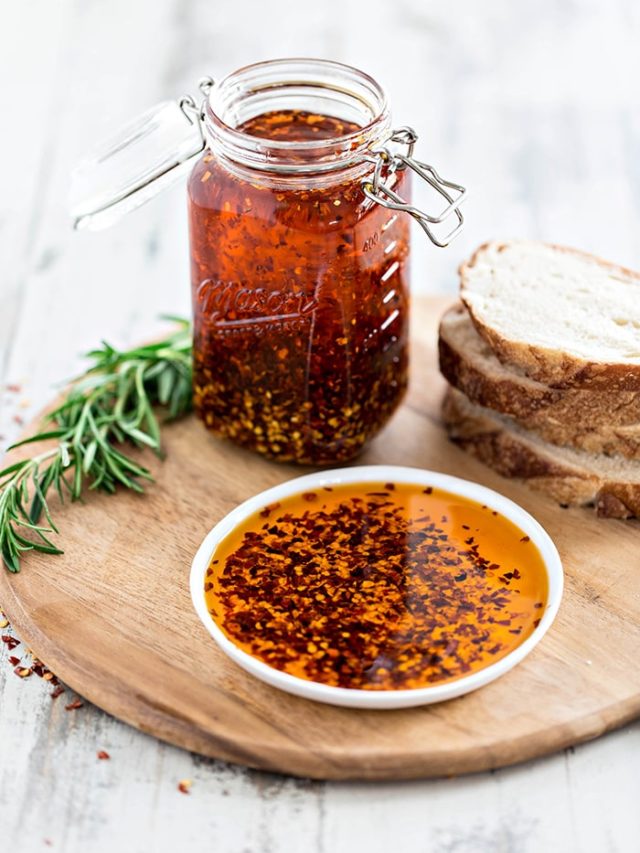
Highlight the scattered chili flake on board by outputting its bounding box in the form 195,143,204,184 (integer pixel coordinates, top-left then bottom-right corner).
97,750,110,760
65,698,84,711
51,686,65,700
204,482,549,691
178,779,193,794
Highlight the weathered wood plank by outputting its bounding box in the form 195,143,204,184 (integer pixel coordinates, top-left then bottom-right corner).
2,0,640,849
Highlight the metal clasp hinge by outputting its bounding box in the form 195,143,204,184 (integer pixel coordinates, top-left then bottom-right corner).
178,76,216,149
362,127,467,248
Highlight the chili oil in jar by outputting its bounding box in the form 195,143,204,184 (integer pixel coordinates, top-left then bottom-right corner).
189,60,410,464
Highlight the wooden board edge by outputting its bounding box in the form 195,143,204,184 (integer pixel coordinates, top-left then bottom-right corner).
2,568,639,781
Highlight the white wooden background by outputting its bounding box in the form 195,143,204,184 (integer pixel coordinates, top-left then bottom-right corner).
2,1,640,851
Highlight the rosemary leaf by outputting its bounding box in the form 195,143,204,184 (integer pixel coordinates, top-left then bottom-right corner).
0,320,192,573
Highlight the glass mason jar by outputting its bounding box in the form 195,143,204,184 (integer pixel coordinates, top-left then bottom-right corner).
71,58,466,465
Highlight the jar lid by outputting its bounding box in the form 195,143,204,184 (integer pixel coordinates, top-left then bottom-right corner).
70,69,467,246
70,98,206,231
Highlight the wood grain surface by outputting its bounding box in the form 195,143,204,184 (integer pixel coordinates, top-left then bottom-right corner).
1,297,639,781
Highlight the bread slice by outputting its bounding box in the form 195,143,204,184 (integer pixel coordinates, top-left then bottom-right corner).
460,240,640,390
442,387,640,518
439,304,640,458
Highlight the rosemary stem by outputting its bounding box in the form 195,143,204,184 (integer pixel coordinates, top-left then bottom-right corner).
0,320,193,573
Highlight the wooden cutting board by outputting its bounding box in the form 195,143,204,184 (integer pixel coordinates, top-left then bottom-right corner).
1,297,640,781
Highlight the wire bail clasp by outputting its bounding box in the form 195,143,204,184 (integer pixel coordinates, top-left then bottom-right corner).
362,127,467,248
178,76,215,141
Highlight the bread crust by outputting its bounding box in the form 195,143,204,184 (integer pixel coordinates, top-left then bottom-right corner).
442,388,640,519
438,304,640,458
460,241,640,391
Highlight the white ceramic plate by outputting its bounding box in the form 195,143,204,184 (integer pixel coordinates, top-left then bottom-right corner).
190,465,563,709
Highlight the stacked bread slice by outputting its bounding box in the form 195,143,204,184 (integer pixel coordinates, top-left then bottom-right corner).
439,240,640,518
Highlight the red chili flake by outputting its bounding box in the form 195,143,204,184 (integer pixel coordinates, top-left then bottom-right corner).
423,487,433,494
534,602,544,609
178,779,193,794
461,524,470,530
8,656,20,666
204,581,213,592
14,666,32,678
302,492,317,501
533,618,541,628
2,634,20,651
259,502,281,518
28,658,59,683
384,482,396,491
65,698,84,711
323,487,333,492
97,750,110,760
51,686,65,699
520,535,530,543
5,383,21,393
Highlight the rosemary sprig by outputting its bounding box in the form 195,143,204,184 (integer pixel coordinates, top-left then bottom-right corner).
0,319,192,573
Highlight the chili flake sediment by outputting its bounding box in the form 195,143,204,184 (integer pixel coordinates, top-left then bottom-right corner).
204,482,549,691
